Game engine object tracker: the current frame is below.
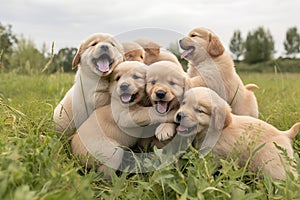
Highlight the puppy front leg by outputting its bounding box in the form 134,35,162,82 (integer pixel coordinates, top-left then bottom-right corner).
149,108,177,124
116,107,152,128
117,107,176,128
71,132,124,179
71,112,124,178
155,123,177,141
53,88,75,135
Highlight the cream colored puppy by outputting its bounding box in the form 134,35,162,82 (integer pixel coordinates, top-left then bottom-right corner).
53,33,124,134
180,27,258,118
122,41,145,63
146,61,189,141
135,38,181,65
175,87,300,180
71,61,176,177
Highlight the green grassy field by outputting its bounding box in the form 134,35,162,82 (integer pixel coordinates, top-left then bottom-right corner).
0,72,300,199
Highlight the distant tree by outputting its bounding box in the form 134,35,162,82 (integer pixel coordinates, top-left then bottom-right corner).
229,30,245,61
284,27,300,58
54,47,77,72
167,42,188,71
10,36,46,74
244,27,275,64
0,22,17,70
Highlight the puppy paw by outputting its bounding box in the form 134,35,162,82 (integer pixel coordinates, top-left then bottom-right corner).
155,123,176,141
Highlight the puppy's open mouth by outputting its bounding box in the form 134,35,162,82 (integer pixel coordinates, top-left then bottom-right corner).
120,93,138,104
176,125,197,135
181,47,194,59
93,54,114,73
155,101,171,114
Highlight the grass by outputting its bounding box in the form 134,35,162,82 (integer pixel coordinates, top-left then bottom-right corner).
235,58,300,73
0,71,300,199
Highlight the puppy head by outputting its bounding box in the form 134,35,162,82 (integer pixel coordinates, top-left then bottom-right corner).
72,33,124,77
146,61,188,114
175,87,232,136
179,27,225,64
110,61,147,106
122,42,145,63
135,38,161,57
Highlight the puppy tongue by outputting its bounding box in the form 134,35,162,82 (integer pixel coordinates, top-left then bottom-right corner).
181,48,193,59
97,59,110,72
121,94,132,103
176,125,189,132
156,101,168,114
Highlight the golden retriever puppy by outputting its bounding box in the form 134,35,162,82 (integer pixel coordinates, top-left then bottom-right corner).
122,41,145,63
71,61,176,177
53,33,124,134
175,87,300,180
146,61,189,141
179,27,258,118
135,38,181,65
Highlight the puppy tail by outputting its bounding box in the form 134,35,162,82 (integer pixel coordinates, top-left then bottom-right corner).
285,122,300,139
245,83,259,90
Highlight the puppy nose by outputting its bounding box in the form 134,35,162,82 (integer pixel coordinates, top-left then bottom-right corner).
100,45,109,52
176,112,185,122
120,82,129,91
156,90,166,99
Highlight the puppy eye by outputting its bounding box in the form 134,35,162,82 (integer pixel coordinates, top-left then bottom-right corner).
140,56,144,59
169,81,176,86
191,34,197,37
91,42,98,46
115,76,121,81
110,42,115,47
151,80,156,85
132,74,139,80
194,108,204,113
182,101,186,105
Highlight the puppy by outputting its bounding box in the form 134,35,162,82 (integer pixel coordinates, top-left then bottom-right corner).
146,61,189,141
122,41,145,63
71,61,176,177
179,27,258,118
175,87,300,180
53,33,124,134
135,38,181,65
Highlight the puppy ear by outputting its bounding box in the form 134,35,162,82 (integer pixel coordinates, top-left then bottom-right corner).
123,56,126,62
145,48,160,56
145,41,160,56
72,46,83,69
211,103,232,130
184,77,192,93
207,33,225,57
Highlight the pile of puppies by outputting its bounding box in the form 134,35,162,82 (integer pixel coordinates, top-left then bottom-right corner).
53,27,300,180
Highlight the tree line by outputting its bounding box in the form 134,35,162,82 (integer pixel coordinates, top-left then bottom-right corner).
230,26,300,63
0,22,299,74
0,22,77,74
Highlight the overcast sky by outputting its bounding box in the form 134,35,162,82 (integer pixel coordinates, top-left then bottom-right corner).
1,0,300,57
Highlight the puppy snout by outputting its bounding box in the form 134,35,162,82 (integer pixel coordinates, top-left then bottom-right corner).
179,39,186,48
100,45,109,52
176,112,185,122
179,39,183,46
120,82,129,91
156,90,166,99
